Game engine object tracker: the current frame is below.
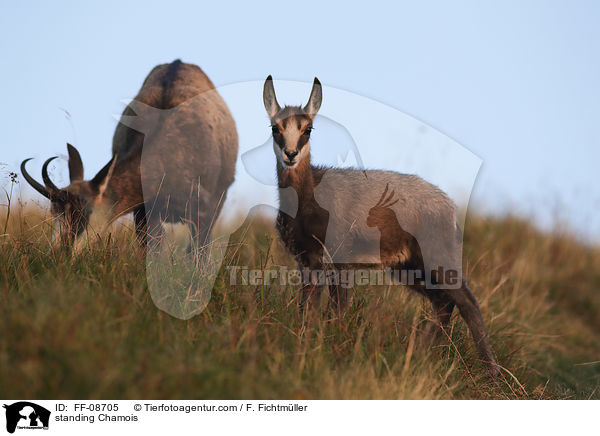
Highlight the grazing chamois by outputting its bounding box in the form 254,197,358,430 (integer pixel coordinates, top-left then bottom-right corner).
263,76,499,376
22,60,238,249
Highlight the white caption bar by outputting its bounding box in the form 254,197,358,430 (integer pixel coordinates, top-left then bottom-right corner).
0,400,596,435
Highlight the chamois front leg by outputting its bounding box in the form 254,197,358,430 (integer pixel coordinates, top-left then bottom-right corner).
427,291,455,341
299,262,324,314
300,281,322,312
296,250,326,314
133,206,148,250
449,280,500,377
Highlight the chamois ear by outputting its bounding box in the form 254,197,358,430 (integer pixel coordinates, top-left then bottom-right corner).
67,143,84,182
90,155,117,197
263,75,281,119
304,77,322,119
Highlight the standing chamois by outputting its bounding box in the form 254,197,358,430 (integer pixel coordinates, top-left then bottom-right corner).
263,76,499,376
22,60,238,249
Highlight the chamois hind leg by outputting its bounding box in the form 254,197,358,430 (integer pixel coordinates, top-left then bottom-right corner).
426,291,455,341
327,265,348,319
448,280,500,377
187,214,213,261
143,207,167,254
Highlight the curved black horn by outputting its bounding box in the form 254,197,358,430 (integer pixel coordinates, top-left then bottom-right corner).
67,143,84,182
20,158,50,199
41,156,60,194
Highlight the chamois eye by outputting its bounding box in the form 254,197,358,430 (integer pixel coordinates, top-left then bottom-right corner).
271,126,280,135
303,128,312,136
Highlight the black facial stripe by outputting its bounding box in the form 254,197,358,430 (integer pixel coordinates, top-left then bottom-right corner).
273,134,285,149
297,134,309,148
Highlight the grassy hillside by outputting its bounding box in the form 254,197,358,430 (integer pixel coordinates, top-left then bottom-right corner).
0,200,599,399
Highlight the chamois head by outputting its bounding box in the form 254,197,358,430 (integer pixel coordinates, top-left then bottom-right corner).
21,143,116,243
263,76,322,169
367,184,400,229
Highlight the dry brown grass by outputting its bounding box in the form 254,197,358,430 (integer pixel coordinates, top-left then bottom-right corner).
0,198,598,399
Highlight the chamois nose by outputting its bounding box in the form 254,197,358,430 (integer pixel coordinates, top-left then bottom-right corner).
284,150,298,160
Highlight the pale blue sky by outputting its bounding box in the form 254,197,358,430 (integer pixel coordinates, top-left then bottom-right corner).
1,1,599,239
